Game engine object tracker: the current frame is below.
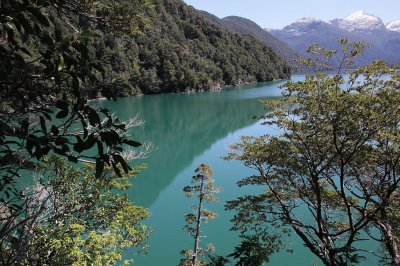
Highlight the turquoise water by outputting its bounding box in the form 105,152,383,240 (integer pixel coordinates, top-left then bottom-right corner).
95,75,378,265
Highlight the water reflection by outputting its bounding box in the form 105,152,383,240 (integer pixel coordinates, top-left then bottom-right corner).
96,80,285,208
96,78,332,265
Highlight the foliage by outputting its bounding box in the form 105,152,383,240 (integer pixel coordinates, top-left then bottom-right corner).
225,40,400,265
206,254,230,266
0,0,149,202
296,38,369,72
90,0,291,95
180,164,222,266
0,157,150,265
0,0,150,263
203,14,300,66
228,235,276,266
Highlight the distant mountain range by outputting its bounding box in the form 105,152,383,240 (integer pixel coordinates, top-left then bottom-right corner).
199,10,400,68
269,11,400,66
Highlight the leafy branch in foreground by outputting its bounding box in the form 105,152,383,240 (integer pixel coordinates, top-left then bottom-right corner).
0,156,151,265
1,0,150,204
228,235,277,266
180,164,222,266
226,39,400,266
1,0,150,263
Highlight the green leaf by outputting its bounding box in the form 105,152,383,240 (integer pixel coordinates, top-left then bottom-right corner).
111,161,122,177
73,136,84,153
95,158,104,178
123,139,142,147
68,155,78,163
4,22,14,31
88,109,100,126
97,140,104,156
54,137,69,145
56,110,68,119
39,116,47,134
57,53,64,71
20,119,29,134
82,134,96,150
51,125,59,136
55,100,68,111
114,154,131,173
27,7,50,27
5,16,13,22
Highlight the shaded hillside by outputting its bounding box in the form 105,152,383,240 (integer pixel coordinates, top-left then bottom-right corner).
90,0,290,96
200,12,300,65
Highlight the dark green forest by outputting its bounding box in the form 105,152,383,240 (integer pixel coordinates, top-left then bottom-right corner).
82,0,291,96
200,12,300,65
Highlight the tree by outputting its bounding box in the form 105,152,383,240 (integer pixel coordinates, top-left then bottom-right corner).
180,164,222,266
0,0,150,196
225,40,400,265
0,156,150,265
383,192,400,264
0,0,151,263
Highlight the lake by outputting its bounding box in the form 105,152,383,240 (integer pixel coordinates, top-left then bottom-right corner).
95,75,378,266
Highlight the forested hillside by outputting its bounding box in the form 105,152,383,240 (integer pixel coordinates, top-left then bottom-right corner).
200,12,300,65
88,0,291,96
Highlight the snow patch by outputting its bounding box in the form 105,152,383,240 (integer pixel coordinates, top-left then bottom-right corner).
387,20,400,32
332,11,386,32
294,17,323,24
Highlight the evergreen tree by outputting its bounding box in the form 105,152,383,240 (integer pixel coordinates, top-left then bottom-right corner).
180,164,221,266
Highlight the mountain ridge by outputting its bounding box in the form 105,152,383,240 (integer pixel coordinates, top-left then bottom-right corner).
387,20,400,32
270,11,400,66
199,12,300,64
330,11,387,33
87,0,291,95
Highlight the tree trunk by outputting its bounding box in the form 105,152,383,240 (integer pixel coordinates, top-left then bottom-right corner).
192,177,204,266
376,221,400,265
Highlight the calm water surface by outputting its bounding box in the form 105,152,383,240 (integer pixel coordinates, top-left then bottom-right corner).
96,75,378,266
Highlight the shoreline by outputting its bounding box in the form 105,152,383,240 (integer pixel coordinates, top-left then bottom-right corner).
86,77,289,101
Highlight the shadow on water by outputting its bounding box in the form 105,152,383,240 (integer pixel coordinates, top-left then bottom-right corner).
95,80,286,208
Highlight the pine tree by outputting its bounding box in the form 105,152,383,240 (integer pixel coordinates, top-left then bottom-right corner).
180,164,222,266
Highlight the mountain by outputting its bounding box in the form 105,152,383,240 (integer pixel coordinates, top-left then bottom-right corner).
200,13,299,64
88,0,290,96
270,17,370,66
270,11,400,66
387,20,400,32
330,11,387,33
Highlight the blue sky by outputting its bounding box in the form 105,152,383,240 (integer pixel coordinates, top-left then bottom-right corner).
184,0,400,29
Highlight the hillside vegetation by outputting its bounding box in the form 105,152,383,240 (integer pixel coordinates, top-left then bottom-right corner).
200,12,300,65
90,0,291,96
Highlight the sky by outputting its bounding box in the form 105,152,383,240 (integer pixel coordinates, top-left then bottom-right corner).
184,0,400,29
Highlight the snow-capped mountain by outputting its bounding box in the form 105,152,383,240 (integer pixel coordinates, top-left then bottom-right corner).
330,11,387,33
387,20,400,32
282,17,329,36
270,11,400,66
